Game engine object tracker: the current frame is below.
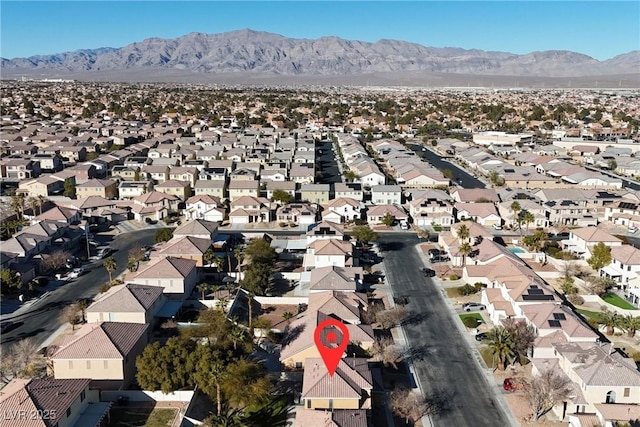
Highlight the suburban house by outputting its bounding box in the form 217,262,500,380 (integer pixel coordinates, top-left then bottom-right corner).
408,197,454,228
280,311,374,369
322,197,363,223
184,194,225,222
305,239,355,270
125,256,198,299
276,203,318,225
370,185,402,205
497,199,549,229
194,179,226,199
366,204,408,225
18,175,65,197
130,191,179,222
0,377,107,427
173,219,219,240
599,244,640,290
531,341,640,419
152,235,213,267
50,322,149,389
562,227,623,259
75,179,118,200
300,184,331,205
451,188,500,203
306,221,346,244
295,409,369,427
265,180,297,200
228,180,260,201
454,202,502,227
229,196,273,224
154,179,192,200
118,181,154,199
86,284,165,325
334,182,364,201
308,266,364,293
301,357,374,410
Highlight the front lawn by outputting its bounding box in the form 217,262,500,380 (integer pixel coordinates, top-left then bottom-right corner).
459,313,484,328
601,293,636,310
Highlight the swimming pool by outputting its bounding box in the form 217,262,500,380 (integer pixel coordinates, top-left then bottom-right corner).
510,247,525,254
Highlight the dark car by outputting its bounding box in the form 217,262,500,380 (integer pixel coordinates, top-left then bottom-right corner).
421,267,436,277
431,255,450,263
475,332,489,342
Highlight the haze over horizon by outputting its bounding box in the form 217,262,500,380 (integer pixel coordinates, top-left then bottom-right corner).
1,1,638,61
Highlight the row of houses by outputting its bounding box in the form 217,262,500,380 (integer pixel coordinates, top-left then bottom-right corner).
436,222,640,425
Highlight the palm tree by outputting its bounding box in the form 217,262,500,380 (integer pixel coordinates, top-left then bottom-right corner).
197,283,211,300
103,256,116,284
37,195,47,216
521,210,535,236
282,311,294,322
459,242,472,267
457,223,470,243
213,256,224,273
216,296,230,313
203,248,216,267
10,192,26,221
487,327,515,370
621,315,640,338
27,196,38,217
599,310,619,336
234,247,245,274
509,201,521,229
229,326,247,352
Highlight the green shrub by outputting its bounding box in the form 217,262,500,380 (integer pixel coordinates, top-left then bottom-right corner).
473,282,486,291
449,274,459,281
457,284,477,296
463,317,480,328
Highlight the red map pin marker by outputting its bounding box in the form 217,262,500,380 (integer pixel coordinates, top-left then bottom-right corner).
314,318,350,376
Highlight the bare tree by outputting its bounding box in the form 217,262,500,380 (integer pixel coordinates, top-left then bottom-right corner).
0,338,39,384
526,370,574,420
41,249,72,272
370,336,403,368
60,304,82,330
389,387,429,424
502,318,537,365
375,305,408,329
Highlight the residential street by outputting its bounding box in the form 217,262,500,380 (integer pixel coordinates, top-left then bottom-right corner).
406,143,486,189
380,233,516,427
0,228,157,351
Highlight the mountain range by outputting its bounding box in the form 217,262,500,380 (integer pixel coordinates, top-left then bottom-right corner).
1,29,638,83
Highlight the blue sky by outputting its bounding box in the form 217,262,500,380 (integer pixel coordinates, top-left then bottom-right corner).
1,1,638,61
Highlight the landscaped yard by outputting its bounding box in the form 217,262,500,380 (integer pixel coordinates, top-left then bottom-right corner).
459,313,483,323
601,293,636,310
575,308,606,324
459,312,484,328
106,407,178,427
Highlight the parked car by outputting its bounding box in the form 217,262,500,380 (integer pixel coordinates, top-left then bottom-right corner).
399,220,409,230
462,302,486,312
428,248,442,258
67,267,86,279
421,267,436,277
492,223,503,230
628,226,638,234
431,255,450,263
97,247,112,258
475,332,489,341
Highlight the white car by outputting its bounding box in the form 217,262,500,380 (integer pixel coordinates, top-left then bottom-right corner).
628,226,638,234
67,268,85,279
492,224,503,230
400,220,409,230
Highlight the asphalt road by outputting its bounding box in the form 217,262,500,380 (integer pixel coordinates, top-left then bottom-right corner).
1,228,157,351
316,139,343,184
380,233,515,427
407,143,486,189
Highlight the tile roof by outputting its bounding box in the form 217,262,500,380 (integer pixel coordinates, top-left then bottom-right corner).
87,284,164,314
52,322,148,360
156,236,212,256
173,219,218,236
309,266,363,292
133,256,197,279
571,226,621,243
302,357,373,399
307,221,345,237
553,342,640,387
0,377,91,427
610,244,640,265
311,239,353,256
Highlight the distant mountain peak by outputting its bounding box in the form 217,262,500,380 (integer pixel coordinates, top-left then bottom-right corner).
1,29,636,78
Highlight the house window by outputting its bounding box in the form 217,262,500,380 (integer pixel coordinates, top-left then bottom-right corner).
66,407,71,417
624,388,630,397
306,399,311,409
295,362,303,369
81,390,86,402
605,390,616,403
328,399,333,409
